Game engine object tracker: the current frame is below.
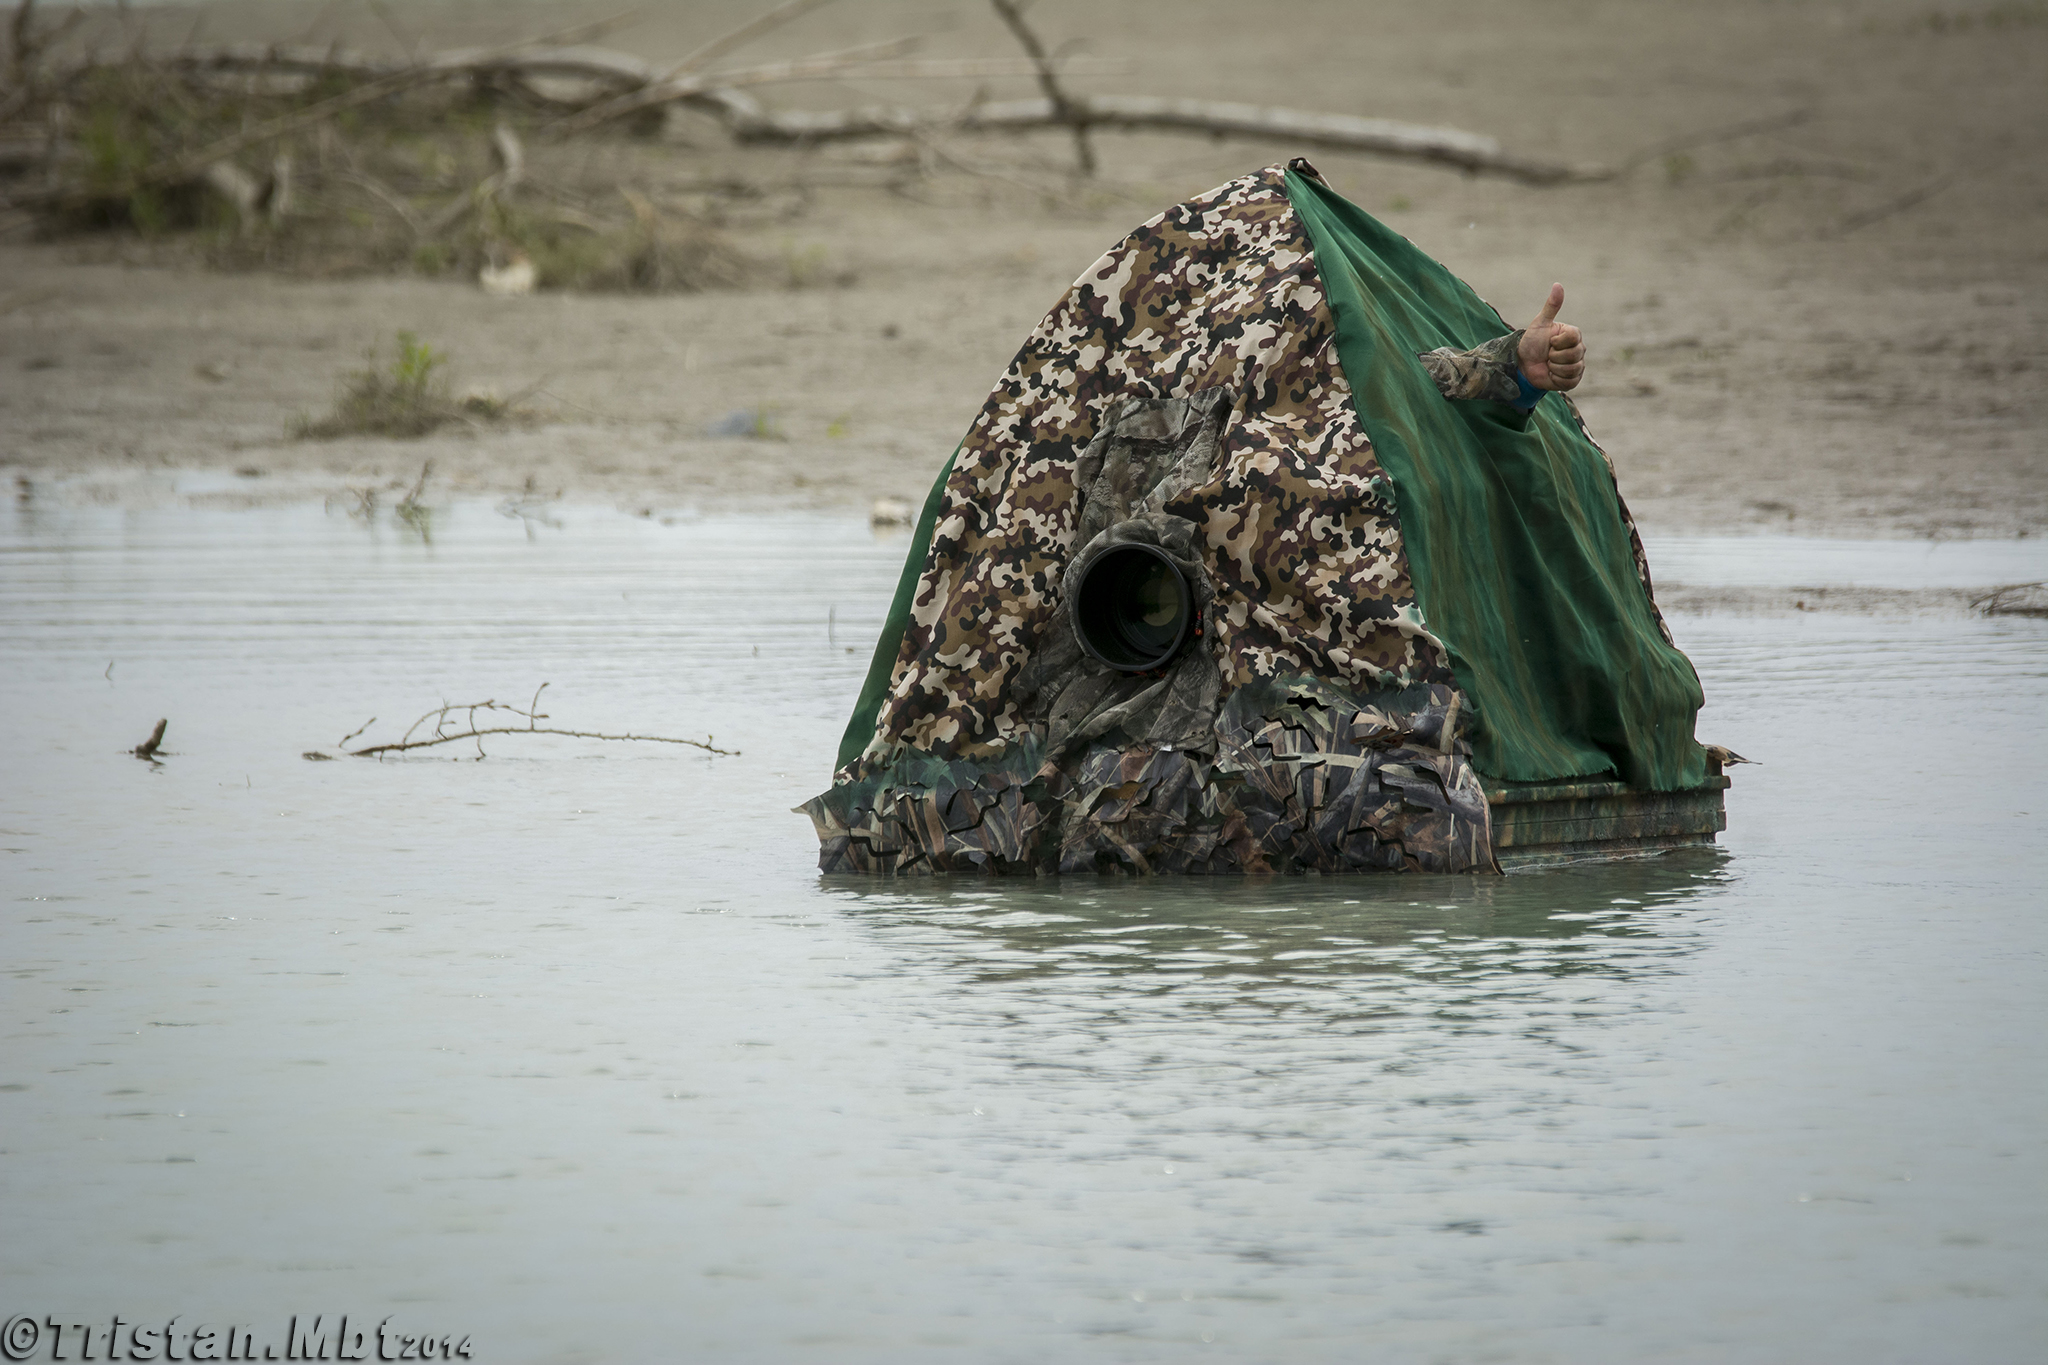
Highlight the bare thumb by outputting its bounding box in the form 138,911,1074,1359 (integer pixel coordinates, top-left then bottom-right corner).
1534,283,1565,327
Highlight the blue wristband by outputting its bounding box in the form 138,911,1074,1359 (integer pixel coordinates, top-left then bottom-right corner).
1511,370,1544,412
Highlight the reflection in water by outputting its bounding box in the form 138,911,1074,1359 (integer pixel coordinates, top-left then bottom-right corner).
835,850,1726,990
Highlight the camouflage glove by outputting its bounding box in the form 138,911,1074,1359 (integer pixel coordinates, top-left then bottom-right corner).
1417,331,1531,406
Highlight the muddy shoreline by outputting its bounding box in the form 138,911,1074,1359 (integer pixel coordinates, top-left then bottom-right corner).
3,0,2043,540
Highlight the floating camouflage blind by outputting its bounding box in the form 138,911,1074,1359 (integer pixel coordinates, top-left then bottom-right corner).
802,159,1708,876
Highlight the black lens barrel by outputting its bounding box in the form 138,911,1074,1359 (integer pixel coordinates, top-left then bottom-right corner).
1071,542,1194,673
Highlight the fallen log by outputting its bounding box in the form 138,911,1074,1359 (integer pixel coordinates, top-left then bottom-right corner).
152,40,656,89
695,90,1607,183
144,45,1580,180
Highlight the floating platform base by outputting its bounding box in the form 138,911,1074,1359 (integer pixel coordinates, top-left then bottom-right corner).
1486,766,1731,870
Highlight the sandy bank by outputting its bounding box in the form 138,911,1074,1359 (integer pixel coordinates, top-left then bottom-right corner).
3,0,2042,539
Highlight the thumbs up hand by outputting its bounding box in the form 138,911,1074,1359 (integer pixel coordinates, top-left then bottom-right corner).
1516,283,1586,392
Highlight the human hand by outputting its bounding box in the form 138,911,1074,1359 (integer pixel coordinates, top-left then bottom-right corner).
1516,283,1585,392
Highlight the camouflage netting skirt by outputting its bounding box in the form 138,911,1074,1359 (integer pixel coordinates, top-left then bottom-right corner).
803,162,1512,875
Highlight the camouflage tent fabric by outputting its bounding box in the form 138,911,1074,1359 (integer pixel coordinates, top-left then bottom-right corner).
802,159,1700,875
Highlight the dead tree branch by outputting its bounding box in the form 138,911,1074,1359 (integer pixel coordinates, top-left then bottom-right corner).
337,167,425,236
351,723,736,758
331,686,737,759
7,0,82,92
7,0,35,90
988,0,1093,175
1834,174,1952,235
544,0,837,132
665,0,836,80
700,91,1603,182
545,36,927,135
1617,107,1815,173
1968,581,2048,618
420,123,523,237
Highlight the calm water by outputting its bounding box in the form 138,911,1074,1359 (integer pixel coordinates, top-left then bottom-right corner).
3,502,2044,1364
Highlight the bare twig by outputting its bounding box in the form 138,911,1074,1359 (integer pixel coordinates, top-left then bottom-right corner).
758,55,1125,81
1617,107,1815,173
534,387,607,419
393,460,433,534
1834,175,1952,235
420,122,524,238
1706,158,1872,183
352,724,737,758
342,689,736,758
365,0,421,64
6,0,81,91
7,0,36,89
132,717,167,761
337,167,424,235
544,0,836,133
912,128,1063,197
664,0,836,80
988,0,1093,175
1967,581,2048,617
545,34,924,136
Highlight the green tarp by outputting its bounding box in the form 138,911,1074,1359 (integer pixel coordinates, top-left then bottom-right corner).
1285,166,1705,791
835,445,958,772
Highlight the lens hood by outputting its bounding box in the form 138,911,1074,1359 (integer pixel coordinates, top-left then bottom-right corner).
1070,541,1194,673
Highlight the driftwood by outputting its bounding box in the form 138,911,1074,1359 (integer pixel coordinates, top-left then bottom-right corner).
11,30,1596,192
326,685,737,760
695,90,1604,183
0,0,1607,264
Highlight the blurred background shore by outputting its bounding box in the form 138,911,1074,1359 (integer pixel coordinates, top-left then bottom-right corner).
1,0,2042,538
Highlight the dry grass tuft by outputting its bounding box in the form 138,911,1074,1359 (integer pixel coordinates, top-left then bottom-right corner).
293,333,466,440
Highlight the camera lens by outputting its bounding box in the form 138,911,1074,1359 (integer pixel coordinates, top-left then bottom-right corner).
1072,543,1193,672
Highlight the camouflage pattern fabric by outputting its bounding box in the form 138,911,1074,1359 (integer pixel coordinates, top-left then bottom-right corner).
845,162,1453,774
1418,330,1528,404
808,681,1495,876
803,160,1662,876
